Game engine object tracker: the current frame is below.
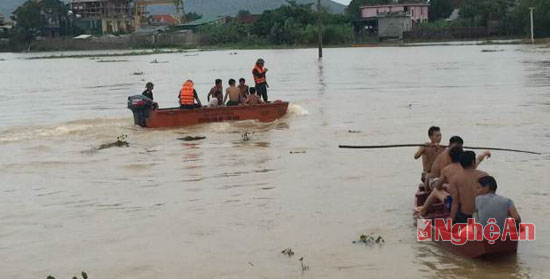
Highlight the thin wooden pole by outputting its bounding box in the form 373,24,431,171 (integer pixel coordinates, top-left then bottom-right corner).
318,0,323,58
529,7,535,44
338,144,542,155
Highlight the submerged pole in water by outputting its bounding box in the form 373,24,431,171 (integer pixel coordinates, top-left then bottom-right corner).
318,0,323,58
529,7,535,44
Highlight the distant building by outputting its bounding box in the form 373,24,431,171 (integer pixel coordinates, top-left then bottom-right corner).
0,13,4,25
71,0,132,34
358,3,429,39
175,17,226,31
151,15,178,26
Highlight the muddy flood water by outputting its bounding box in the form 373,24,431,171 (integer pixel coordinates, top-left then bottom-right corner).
1,45,549,279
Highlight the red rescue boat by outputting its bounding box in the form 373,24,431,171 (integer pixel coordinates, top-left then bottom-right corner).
413,187,520,258
127,95,289,128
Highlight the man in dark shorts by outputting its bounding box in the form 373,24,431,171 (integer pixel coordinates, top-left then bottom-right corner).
223,79,241,106
448,151,488,224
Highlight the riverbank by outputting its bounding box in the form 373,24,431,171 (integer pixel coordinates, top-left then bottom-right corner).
11,37,548,60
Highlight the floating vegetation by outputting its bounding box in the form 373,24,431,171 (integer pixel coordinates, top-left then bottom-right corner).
299,257,310,272
84,135,129,154
241,131,254,142
97,59,128,63
178,136,206,141
150,59,169,64
47,271,87,279
132,71,144,76
290,151,306,154
353,233,385,245
348,130,361,133
281,248,295,257
482,49,505,53
27,49,189,60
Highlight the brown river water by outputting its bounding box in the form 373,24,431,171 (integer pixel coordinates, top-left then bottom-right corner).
1,45,549,279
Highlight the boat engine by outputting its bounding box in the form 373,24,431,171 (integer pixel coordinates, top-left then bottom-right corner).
127,95,154,127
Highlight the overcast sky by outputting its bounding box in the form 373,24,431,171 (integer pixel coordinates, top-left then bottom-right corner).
332,0,352,5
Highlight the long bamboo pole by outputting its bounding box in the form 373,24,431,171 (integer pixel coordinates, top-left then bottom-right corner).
338,144,542,155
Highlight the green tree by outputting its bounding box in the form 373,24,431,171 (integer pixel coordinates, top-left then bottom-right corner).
11,0,68,46
460,0,513,25
237,10,251,16
509,0,550,37
428,0,454,21
184,12,202,22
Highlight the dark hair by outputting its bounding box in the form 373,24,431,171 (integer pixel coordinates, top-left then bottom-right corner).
229,79,236,85
479,176,497,192
449,136,464,145
146,82,154,88
460,151,476,168
249,87,256,94
239,78,245,82
449,146,463,163
215,79,222,85
428,126,440,137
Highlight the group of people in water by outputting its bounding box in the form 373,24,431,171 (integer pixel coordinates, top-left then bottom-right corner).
415,126,521,229
141,58,270,109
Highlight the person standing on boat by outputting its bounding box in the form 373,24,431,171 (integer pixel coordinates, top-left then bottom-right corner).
253,58,269,102
179,80,202,109
224,79,242,106
208,79,224,106
142,82,154,100
414,126,444,182
474,176,521,230
448,151,488,224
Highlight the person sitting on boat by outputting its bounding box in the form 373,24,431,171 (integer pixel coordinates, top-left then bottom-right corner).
244,87,264,105
424,136,464,190
179,80,202,109
208,79,224,106
238,78,250,100
223,79,242,106
414,126,445,183
141,82,159,109
474,176,521,230
253,58,269,102
448,151,488,224
417,146,463,216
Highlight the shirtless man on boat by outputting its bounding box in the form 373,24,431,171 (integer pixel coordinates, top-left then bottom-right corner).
224,79,242,106
449,151,489,224
423,136,463,190
417,146,463,216
414,126,445,182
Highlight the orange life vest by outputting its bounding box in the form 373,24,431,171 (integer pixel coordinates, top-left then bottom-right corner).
180,80,195,105
252,65,266,85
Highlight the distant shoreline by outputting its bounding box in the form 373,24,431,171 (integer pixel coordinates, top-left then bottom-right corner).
3,37,548,58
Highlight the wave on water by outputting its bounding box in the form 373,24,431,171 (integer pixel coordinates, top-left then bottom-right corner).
0,117,133,144
287,104,310,116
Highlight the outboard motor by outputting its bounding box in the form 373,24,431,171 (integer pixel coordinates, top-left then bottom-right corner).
127,95,154,127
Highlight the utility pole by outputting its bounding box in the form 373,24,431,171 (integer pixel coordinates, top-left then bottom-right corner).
529,7,535,44
317,0,323,58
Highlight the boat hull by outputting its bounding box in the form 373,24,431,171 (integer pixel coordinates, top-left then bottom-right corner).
413,187,519,258
130,101,289,128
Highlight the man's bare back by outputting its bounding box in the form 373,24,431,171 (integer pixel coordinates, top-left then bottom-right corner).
449,169,488,217
430,149,452,178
